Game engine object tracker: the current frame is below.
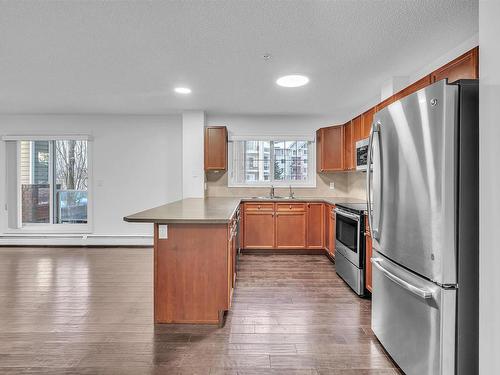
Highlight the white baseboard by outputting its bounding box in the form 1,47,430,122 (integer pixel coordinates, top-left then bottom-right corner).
0,234,153,246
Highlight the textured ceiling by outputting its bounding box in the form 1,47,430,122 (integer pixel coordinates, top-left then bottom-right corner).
0,0,478,117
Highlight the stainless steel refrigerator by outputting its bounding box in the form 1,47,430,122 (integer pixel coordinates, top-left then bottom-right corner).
366,79,478,375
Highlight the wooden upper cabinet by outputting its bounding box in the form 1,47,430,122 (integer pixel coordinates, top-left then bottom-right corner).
361,107,375,139
316,126,344,172
275,210,307,249
394,75,432,102
376,94,397,112
343,121,354,171
204,126,227,171
431,47,479,84
307,203,324,249
352,115,362,143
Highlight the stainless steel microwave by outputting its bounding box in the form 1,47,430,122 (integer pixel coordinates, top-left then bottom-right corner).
355,138,370,171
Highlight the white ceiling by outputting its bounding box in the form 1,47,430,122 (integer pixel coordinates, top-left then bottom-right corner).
0,1,478,118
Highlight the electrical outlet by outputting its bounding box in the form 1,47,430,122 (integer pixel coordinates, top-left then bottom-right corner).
330,182,335,190
158,225,168,239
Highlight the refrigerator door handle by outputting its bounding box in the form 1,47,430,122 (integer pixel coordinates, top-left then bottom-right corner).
366,121,380,239
371,258,433,299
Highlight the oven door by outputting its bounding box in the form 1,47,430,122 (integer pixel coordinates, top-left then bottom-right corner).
335,208,361,267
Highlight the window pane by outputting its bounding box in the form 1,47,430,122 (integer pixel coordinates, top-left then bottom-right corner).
55,140,88,224
20,141,50,224
272,140,309,181
244,141,270,182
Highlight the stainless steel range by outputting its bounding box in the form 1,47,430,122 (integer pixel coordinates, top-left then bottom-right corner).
334,203,367,296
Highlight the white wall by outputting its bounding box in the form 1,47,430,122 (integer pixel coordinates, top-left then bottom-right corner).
207,114,338,137
479,1,500,373
182,111,205,198
0,115,183,245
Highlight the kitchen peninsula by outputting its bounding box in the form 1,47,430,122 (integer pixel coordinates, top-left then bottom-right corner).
124,196,365,325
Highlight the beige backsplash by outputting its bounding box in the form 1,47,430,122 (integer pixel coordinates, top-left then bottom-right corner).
347,171,368,200
206,171,367,199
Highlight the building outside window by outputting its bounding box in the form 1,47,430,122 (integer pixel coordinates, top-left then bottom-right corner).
229,138,315,187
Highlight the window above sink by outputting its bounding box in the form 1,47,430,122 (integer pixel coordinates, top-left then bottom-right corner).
228,138,316,188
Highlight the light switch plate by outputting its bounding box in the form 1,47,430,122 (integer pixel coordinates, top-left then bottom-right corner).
158,225,168,239
330,182,335,190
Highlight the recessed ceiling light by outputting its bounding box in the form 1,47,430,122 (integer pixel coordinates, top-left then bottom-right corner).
174,87,192,94
276,75,309,88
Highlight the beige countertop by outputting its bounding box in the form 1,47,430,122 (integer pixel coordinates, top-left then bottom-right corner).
124,196,366,224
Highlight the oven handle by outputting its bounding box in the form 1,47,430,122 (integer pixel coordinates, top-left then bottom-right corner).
334,208,360,222
371,258,433,299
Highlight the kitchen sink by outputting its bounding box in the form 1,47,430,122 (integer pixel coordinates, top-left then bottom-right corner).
249,196,295,200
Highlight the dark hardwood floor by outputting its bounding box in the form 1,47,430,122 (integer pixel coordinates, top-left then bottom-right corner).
0,247,400,374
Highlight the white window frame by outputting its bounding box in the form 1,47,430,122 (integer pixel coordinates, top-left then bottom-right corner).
228,138,316,188
2,135,93,234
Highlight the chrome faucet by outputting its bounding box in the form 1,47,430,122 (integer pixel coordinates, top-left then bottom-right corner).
288,185,294,199
269,185,275,199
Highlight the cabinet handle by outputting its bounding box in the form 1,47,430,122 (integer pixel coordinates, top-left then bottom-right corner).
289,205,292,209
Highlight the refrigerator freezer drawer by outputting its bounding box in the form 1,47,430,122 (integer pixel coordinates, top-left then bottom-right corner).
371,251,456,375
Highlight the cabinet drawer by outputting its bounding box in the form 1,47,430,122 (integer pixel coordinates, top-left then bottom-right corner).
276,203,306,212
244,202,274,211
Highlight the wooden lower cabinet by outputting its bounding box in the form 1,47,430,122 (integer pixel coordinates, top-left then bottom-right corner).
328,206,336,257
307,203,324,248
275,211,307,248
365,216,373,293
325,204,335,257
243,202,329,251
243,210,275,249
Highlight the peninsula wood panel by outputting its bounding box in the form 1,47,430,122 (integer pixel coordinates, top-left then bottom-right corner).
431,47,479,84
275,211,307,249
307,203,324,249
204,126,227,171
243,210,275,249
155,223,229,324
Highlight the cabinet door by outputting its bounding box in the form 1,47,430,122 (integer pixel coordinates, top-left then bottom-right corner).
275,212,306,249
361,107,375,139
352,115,362,143
316,129,323,173
329,206,336,257
243,211,275,249
319,126,344,171
204,126,227,171
307,203,324,249
343,121,354,170
431,47,478,84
